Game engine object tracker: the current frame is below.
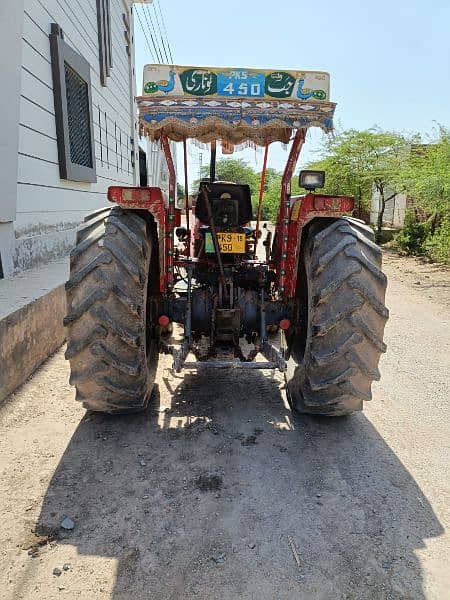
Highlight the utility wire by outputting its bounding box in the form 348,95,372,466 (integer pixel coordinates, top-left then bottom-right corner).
142,5,163,62
144,3,166,63
152,0,170,64
156,0,174,63
135,7,156,62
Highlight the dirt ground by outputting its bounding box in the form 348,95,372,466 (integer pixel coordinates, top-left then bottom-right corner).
0,252,449,600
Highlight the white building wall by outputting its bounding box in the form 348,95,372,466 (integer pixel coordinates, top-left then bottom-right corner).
0,0,25,276
146,139,177,198
17,0,138,225
0,0,145,275
370,190,407,229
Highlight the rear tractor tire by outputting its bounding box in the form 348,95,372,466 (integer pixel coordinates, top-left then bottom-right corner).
64,206,160,414
285,217,388,416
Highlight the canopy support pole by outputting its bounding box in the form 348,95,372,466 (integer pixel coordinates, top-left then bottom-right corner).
209,140,217,182
161,134,176,291
254,142,269,258
182,139,191,257
276,129,306,296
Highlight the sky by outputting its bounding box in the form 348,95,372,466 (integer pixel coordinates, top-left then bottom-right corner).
134,0,450,177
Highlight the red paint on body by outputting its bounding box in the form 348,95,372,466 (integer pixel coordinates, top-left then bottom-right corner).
283,193,354,298
107,185,168,293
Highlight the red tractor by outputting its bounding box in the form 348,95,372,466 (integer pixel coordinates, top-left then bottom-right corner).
64,65,388,417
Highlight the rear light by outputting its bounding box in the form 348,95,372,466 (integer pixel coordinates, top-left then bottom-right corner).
279,319,291,330
158,315,170,328
107,186,165,209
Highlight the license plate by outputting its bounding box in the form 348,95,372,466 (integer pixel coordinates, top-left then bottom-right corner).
205,232,246,254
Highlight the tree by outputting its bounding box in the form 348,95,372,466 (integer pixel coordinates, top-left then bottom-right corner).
369,132,410,237
256,168,282,220
306,129,410,237
193,157,308,221
196,158,259,198
394,126,450,263
398,126,450,226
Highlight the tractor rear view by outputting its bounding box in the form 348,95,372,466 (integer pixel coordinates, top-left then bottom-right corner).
64,65,388,417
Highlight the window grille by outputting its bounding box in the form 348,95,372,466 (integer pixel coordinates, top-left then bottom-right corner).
64,64,93,168
50,24,96,183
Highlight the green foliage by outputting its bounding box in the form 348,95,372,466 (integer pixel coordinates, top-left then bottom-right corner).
395,213,450,264
186,127,449,263
195,158,285,219
306,128,409,227
423,217,450,263
394,126,450,263
393,211,430,254
197,158,259,198
398,126,450,217
256,168,304,220
260,170,282,220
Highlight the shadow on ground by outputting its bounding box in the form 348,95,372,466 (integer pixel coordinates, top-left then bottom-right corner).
29,369,443,599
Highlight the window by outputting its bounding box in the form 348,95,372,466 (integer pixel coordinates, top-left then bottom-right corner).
97,0,112,86
49,24,96,182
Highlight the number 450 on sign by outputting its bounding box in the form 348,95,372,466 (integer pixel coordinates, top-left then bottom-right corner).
218,70,265,97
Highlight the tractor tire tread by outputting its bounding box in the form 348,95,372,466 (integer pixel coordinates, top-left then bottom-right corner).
65,206,159,413
65,252,112,291
286,217,388,416
83,206,112,223
106,215,146,253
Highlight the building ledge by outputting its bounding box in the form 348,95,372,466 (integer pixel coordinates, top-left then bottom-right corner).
0,259,68,401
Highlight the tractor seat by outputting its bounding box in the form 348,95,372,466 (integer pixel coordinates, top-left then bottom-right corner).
195,182,253,228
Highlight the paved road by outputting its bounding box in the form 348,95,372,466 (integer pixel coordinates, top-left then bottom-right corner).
0,253,449,599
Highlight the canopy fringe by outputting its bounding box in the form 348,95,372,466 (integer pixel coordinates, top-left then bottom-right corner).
137,96,335,147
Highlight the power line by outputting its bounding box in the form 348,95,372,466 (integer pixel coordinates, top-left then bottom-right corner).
156,0,174,63
137,3,174,66
144,5,164,63
135,8,156,62
142,5,164,63
152,0,170,64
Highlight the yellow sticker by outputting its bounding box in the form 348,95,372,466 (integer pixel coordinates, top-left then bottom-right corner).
290,200,301,222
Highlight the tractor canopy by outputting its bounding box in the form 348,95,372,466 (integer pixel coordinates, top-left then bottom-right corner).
137,64,336,147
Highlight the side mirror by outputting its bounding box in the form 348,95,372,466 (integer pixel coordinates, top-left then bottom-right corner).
299,170,325,191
